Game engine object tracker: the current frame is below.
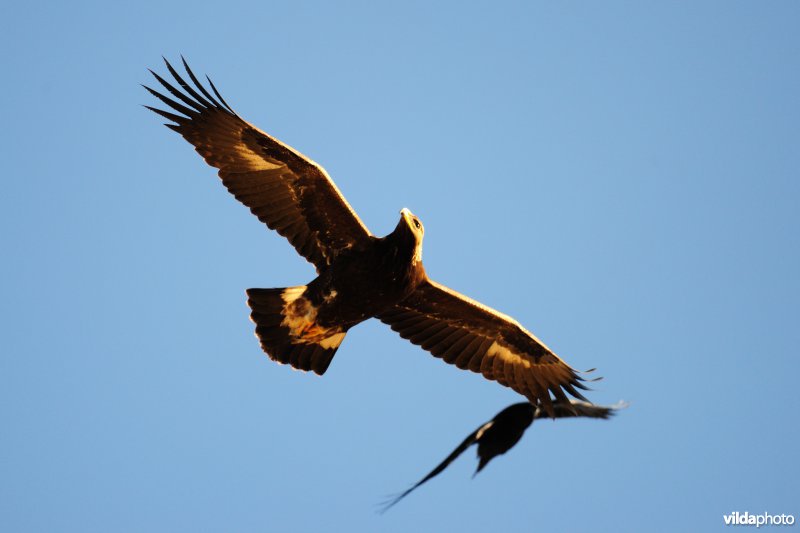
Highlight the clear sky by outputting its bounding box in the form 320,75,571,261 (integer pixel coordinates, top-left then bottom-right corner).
2,1,798,532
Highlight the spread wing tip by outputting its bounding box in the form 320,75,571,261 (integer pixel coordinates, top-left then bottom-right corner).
532,365,602,416
174,56,223,109
376,490,412,514
579,367,603,382
142,104,187,125
144,56,237,125
206,73,236,115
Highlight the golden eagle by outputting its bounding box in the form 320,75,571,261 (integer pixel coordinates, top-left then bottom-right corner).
144,58,597,413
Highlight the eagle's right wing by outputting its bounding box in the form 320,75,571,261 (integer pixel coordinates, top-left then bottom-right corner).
379,279,596,415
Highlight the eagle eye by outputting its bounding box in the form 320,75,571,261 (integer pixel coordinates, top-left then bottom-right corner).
413,218,421,229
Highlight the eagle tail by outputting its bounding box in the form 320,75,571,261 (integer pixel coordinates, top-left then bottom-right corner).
246,287,346,375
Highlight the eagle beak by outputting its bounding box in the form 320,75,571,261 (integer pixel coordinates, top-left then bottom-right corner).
400,207,413,220
400,208,415,230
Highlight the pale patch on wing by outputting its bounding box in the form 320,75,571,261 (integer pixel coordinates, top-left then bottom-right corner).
487,341,533,369
231,140,284,171
428,280,554,353
474,421,494,440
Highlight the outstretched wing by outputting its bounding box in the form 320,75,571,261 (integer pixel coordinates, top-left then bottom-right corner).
538,399,628,420
379,421,490,513
379,279,595,416
144,57,371,272
381,399,624,510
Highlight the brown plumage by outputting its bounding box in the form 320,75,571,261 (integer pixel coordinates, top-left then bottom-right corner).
145,58,598,409
144,59,369,272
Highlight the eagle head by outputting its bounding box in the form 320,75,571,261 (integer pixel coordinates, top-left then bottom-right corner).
398,208,424,264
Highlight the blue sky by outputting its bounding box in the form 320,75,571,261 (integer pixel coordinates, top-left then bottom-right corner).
2,1,798,531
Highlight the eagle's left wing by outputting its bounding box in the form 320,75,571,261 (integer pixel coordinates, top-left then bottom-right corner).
144,58,371,273
378,279,594,415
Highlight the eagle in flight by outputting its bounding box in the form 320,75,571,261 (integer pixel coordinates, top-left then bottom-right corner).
144,58,596,413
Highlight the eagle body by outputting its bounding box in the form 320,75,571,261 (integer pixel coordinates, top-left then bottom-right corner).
145,58,596,412
311,214,426,326
246,212,427,375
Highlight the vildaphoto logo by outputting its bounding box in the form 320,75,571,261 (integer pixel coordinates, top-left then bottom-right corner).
723,512,795,527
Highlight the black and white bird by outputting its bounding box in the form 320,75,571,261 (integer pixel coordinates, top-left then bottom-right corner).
144,58,598,411
380,400,626,512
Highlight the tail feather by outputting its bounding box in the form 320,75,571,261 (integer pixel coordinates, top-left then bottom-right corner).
246,287,345,375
